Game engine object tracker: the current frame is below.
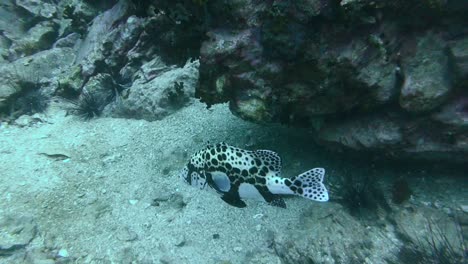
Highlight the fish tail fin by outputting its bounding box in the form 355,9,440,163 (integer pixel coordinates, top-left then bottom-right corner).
288,168,329,202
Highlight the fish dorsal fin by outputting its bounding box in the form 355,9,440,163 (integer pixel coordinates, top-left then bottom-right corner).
254,150,282,173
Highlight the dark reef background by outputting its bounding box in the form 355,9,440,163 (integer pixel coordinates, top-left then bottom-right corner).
0,1,467,263
1,0,467,163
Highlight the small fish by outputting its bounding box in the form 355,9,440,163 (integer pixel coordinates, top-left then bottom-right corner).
179,142,329,208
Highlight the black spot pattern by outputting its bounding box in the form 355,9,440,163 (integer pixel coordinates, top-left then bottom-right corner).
287,168,328,201
254,150,282,173
181,142,331,208
249,167,258,174
196,144,276,189
255,177,266,184
218,154,226,161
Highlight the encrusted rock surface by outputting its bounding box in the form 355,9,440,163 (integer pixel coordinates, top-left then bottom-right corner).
0,0,466,162
104,58,199,120
0,215,37,256
195,0,468,162
0,0,200,122
0,48,75,110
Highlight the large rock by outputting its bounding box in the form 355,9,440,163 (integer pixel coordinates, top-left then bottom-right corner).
0,35,8,63
0,48,76,109
195,0,468,162
0,1,30,50
15,0,57,19
0,0,71,61
399,33,451,113
104,58,199,121
317,114,403,151
447,36,468,86
9,21,59,58
271,204,401,263
42,0,200,121
102,15,146,73
0,215,37,256
75,0,131,76
432,97,468,129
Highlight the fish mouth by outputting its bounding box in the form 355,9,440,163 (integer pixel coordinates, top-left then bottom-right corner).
179,166,190,183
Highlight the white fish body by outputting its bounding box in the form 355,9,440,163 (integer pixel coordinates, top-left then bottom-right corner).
180,142,329,208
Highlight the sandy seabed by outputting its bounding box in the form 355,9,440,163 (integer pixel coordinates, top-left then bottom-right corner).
0,100,466,264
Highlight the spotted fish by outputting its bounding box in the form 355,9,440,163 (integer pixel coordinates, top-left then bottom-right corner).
179,142,329,208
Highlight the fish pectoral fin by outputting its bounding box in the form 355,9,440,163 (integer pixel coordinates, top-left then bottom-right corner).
221,193,247,208
210,171,231,192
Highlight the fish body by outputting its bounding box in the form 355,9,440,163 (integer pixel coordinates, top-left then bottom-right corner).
179,142,329,208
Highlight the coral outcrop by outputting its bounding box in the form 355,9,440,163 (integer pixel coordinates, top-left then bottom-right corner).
195,0,468,162
0,0,466,162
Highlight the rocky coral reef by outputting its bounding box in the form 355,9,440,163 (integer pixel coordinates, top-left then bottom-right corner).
0,0,199,122
1,0,467,162
1,1,466,263
195,0,468,162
